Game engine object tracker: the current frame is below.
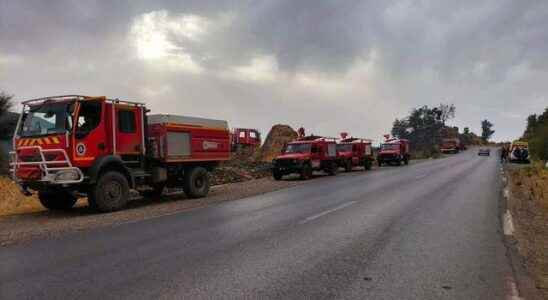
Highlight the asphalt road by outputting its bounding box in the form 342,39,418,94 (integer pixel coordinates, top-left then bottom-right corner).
0,150,514,299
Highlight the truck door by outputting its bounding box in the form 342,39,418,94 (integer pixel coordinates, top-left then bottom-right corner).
115,105,143,155
73,100,107,167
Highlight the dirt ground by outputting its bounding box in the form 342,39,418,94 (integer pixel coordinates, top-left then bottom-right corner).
507,163,548,299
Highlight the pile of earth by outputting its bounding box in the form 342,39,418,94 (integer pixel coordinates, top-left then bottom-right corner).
257,124,298,162
508,164,548,298
210,149,272,185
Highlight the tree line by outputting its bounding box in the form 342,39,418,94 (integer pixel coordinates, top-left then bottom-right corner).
391,103,494,158
522,108,548,161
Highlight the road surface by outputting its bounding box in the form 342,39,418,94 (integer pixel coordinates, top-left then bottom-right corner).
0,150,514,299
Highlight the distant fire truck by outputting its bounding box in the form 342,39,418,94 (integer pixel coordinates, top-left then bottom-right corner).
231,128,261,151
10,95,230,212
336,132,374,172
377,138,410,166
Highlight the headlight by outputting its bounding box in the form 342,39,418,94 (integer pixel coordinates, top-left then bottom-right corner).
55,170,80,182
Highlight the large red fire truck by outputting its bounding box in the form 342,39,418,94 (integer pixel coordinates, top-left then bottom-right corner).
271,129,338,180
9,95,230,212
336,133,374,172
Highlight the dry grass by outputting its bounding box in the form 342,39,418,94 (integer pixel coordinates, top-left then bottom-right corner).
508,163,548,298
0,176,44,216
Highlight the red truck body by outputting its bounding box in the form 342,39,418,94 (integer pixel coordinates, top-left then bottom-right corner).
231,128,261,151
10,95,229,212
272,135,339,180
377,138,410,166
336,136,374,172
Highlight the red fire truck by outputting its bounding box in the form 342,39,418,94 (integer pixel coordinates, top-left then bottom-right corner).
377,138,410,166
440,138,462,154
336,133,374,172
271,130,338,180
231,128,261,151
9,95,230,212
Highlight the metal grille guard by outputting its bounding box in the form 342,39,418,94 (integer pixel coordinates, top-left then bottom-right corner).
9,146,84,185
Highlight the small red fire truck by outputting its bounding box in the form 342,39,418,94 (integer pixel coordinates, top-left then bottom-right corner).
271,129,338,180
377,138,410,166
10,95,230,212
440,138,462,154
336,133,374,172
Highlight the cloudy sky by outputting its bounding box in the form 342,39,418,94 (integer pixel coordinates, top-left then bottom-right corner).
1,0,547,142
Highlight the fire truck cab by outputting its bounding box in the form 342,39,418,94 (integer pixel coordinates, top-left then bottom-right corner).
10,95,230,212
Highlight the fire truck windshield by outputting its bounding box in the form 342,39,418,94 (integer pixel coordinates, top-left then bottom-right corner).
337,144,352,152
19,102,74,137
381,143,399,151
285,143,311,154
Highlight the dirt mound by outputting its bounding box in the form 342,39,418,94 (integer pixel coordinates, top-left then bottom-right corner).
0,176,43,216
210,149,272,185
257,124,298,162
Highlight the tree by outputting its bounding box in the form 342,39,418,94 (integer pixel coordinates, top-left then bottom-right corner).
0,91,13,119
391,105,448,157
481,119,495,142
0,92,15,139
433,103,456,126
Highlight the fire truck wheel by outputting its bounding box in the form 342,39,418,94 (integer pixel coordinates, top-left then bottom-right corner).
273,169,283,181
38,190,77,211
377,160,383,167
184,167,210,198
300,164,313,180
344,160,352,172
364,160,372,170
326,162,338,176
88,171,129,212
404,157,409,165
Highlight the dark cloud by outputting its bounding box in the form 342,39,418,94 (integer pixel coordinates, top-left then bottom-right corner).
1,0,547,141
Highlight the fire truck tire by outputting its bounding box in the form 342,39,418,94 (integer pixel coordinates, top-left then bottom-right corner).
300,164,313,180
326,162,338,176
272,169,283,180
344,160,352,172
38,190,77,210
184,167,210,198
88,171,130,212
404,157,409,165
364,159,372,170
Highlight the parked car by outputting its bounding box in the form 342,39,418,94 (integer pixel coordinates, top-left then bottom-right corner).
478,148,490,156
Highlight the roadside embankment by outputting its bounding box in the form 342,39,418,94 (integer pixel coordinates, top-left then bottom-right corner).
505,163,548,299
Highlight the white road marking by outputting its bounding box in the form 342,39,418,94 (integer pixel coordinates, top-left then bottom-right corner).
299,201,357,224
503,210,515,236
505,274,523,300
415,173,428,179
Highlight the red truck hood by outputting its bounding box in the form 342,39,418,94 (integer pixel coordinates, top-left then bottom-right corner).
275,153,310,160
